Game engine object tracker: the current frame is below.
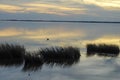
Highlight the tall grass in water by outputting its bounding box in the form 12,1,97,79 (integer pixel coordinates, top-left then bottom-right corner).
22,46,80,71
23,52,43,72
0,44,80,71
38,46,80,67
87,44,120,57
39,46,80,60
0,43,25,66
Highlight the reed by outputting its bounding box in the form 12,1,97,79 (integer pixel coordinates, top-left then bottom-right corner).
39,46,80,60
44,59,80,67
0,44,80,71
22,53,43,71
87,44,120,57
0,43,25,59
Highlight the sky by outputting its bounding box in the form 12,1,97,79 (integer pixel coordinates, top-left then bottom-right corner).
0,0,120,21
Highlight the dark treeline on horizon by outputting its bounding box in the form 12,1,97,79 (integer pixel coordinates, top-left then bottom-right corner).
0,19,120,23
0,43,120,71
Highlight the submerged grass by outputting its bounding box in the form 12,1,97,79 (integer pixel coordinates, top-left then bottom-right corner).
86,44,120,57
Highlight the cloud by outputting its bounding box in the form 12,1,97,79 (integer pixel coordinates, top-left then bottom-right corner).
23,3,86,15
0,0,119,17
0,4,24,13
0,2,86,15
83,0,120,10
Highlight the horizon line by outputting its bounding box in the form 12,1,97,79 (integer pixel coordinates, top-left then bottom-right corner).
0,19,120,23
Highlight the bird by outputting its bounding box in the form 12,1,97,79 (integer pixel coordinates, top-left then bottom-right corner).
46,38,49,41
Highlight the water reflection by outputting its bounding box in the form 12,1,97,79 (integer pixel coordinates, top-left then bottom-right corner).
0,59,23,67
44,59,80,68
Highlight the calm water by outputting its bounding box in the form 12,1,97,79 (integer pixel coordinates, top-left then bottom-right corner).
0,21,120,80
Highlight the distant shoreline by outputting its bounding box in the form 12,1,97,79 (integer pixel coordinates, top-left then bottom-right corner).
0,19,120,23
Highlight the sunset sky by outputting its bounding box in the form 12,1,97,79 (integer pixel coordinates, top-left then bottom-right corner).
0,0,120,21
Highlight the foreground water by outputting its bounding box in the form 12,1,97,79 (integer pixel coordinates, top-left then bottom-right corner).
0,21,120,80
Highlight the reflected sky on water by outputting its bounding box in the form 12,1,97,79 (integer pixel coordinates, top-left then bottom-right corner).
0,22,120,51
0,22,120,80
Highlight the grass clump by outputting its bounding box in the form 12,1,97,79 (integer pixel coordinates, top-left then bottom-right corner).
37,46,80,67
23,52,43,72
39,46,80,60
0,43,25,66
86,44,120,57
0,43,25,59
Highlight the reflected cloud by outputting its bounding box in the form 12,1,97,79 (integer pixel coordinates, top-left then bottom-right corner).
24,28,85,40
0,27,85,40
0,28,23,37
82,35,120,47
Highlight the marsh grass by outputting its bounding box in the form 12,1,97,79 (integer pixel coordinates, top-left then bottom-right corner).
0,43,25,66
39,46,80,60
0,44,80,71
0,43,25,59
22,52,43,72
37,46,80,67
87,44,120,57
